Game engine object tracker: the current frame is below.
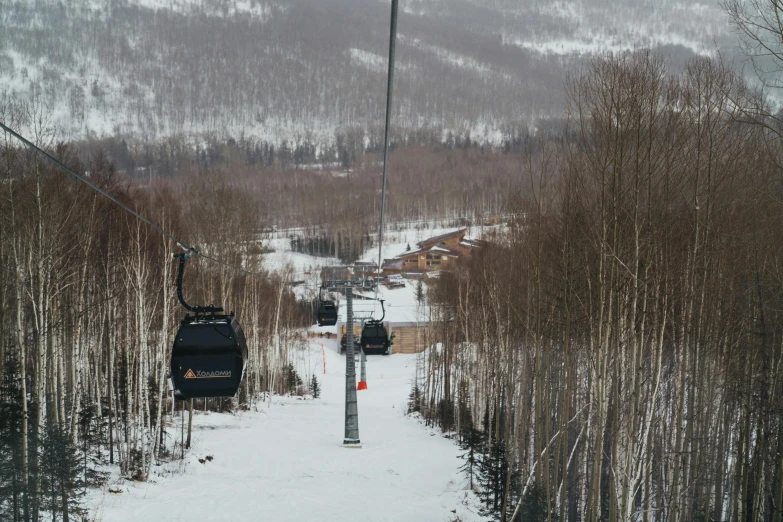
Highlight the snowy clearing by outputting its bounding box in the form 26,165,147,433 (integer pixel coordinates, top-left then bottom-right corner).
87,343,482,521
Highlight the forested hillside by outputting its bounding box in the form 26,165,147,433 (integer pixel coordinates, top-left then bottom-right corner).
416,54,783,521
0,129,309,518
0,0,733,146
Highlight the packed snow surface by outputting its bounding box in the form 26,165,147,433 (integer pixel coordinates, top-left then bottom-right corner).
87,343,481,521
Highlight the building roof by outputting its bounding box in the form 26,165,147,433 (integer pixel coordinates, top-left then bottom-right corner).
395,249,425,258
393,244,462,260
429,246,460,255
416,229,467,248
382,258,403,270
353,261,378,274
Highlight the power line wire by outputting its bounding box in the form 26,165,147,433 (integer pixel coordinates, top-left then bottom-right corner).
0,121,289,284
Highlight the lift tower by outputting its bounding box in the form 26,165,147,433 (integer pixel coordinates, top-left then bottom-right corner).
323,270,376,448
342,280,361,447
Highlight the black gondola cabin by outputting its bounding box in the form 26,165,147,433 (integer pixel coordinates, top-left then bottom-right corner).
317,301,338,327
340,333,361,353
360,321,390,355
170,315,248,400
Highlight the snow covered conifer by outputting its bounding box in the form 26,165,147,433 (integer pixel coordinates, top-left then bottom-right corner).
286,364,303,394
407,383,421,414
309,375,321,399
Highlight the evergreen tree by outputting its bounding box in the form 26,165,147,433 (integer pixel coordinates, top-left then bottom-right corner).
77,399,109,488
286,364,303,393
309,375,321,399
502,458,523,521
340,147,350,168
475,403,516,521
407,383,422,414
266,144,275,167
0,353,25,521
476,435,507,520
416,280,424,303
39,421,86,522
458,426,484,492
516,482,549,522
457,382,481,493
456,380,472,431
27,400,42,520
437,398,455,432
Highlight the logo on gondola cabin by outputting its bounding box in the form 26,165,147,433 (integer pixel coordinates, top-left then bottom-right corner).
184,369,231,379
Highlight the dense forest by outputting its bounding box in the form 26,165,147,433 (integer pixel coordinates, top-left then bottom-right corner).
74,130,525,261
0,108,312,519
415,53,783,521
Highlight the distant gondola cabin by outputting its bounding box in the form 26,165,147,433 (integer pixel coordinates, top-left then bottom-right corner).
317,301,338,326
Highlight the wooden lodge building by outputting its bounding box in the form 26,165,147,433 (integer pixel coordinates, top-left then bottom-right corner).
338,323,427,355
318,229,482,355
382,229,480,276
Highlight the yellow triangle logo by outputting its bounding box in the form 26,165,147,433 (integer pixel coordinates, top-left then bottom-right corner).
184,369,196,379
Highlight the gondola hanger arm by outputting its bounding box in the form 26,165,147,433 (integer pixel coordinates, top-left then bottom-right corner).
174,253,224,314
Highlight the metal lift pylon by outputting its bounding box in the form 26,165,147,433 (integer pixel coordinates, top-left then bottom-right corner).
342,279,361,447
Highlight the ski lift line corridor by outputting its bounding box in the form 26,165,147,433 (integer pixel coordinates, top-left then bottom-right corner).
0,121,292,285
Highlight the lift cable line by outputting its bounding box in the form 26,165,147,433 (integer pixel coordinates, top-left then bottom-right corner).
375,0,398,284
0,121,290,285
360,0,399,397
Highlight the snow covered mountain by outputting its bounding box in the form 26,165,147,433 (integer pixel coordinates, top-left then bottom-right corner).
0,0,735,145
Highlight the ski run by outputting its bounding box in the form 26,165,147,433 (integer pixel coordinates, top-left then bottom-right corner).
87,343,482,522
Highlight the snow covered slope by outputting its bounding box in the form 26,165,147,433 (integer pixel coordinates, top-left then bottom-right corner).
87,343,482,521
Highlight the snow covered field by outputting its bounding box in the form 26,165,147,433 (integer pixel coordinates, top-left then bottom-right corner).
87,342,481,521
